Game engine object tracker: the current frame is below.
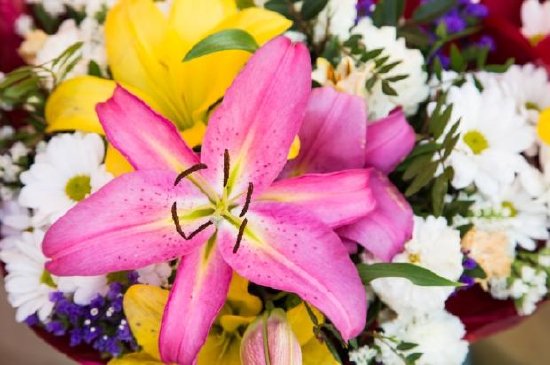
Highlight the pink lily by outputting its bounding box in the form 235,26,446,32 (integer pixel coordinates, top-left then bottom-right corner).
43,37,369,364
278,87,415,262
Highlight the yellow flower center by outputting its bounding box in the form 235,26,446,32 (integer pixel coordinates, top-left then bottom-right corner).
65,175,92,202
408,253,421,264
40,270,56,287
501,201,518,218
463,130,489,155
529,34,546,46
537,108,550,145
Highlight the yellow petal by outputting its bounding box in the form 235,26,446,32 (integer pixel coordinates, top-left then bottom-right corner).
219,314,255,333
169,0,237,45
45,76,116,134
123,284,169,360
105,145,134,177
287,303,323,345
108,352,162,365
198,332,242,365
105,0,188,127
211,7,292,45
181,122,207,149
226,274,262,317
302,338,339,365
537,108,550,145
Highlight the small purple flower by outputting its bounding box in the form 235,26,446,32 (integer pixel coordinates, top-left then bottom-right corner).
440,10,467,34
45,320,67,336
464,3,488,18
477,35,495,51
356,0,374,19
463,257,478,270
69,328,84,347
460,274,476,287
24,314,39,326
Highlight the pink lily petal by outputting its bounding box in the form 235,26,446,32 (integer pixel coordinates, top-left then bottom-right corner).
44,170,213,275
258,169,375,228
217,202,366,341
160,245,232,365
284,87,367,176
364,109,415,174
201,37,311,196
96,86,199,172
337,170,413,262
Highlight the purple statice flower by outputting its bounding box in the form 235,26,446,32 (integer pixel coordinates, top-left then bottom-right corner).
45,320,67,336
463,257,478,270
440,10,467,34
356,0,374,20
24,314,40,326
39,271,139,358
477,35,495,51
459,274,476,287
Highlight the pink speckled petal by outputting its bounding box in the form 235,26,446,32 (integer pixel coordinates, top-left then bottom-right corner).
43,170,212,275
160,245,232,365
284,87,367,176
365,109,415,173
258,169,375,228
201,37,311,196
337,170,413,262
96,86,199,172
217,202,366,341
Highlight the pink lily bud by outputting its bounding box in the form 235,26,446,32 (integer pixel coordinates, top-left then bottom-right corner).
241,309,303,365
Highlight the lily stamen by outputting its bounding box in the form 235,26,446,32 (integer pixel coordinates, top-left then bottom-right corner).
171,201,213,240
223,149,230,188
233,218,248,254
240,183,254,217
174,163,208,186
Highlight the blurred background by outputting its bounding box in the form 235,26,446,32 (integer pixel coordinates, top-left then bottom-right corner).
1,286,549,364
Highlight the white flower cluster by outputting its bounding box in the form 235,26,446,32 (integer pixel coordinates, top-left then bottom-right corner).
0,132,113,322
362,216,468,365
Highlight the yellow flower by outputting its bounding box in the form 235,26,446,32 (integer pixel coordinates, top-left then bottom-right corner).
110,276,337,365
45,0,290,174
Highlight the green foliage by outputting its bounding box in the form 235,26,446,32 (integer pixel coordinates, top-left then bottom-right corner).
183,29,259,61
411,0,457,24
357,263,462,287
342,35,409,97
301,0,329,20
371,0,405,27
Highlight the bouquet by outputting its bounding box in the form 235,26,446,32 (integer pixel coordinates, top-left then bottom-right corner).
1,0,549,364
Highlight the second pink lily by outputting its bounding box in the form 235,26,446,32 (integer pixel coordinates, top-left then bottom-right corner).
43,37,375,364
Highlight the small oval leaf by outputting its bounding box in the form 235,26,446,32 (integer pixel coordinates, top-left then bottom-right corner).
357,263,462,287
183,29,259,62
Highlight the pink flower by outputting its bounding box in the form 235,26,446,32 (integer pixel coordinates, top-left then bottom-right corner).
280,87,415,261
43,37,370,364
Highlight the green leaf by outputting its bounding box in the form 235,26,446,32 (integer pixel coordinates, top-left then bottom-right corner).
397,342,418,351
372,0,405,27
265,0,293,19
357,263,462,287
381,80,398,96
403,154,433,181
412,0,456,24
301,0,329,20
484,58,515,73
406,352,423,364
236,0,255,9
405,160,438,196
183,29,259,62
431,167,453,216
450,44,465,72
88,60,102,77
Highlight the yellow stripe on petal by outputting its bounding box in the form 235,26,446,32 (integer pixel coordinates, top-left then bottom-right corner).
123,285,169,360
537,108,550,145
45,76,116,134
181,122,207,149
288,136,301,160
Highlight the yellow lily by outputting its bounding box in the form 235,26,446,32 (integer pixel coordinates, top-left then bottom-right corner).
45,0,290,171
110,276,337,365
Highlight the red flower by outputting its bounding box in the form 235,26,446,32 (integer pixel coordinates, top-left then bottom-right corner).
481,0,550,70
0,0,26,72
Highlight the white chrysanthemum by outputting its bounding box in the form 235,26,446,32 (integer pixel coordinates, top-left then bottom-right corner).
15,15,34,37
56,276,108,306
351,19,429,119
376,311,468,365
349,345,378,365
441,80,535,198
521,0,550,41
137,263,173,287
313,0,357,42
0,230,55,322
371,216,463,316
19,133,112,225
458,180,549,251
0,198,34,239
